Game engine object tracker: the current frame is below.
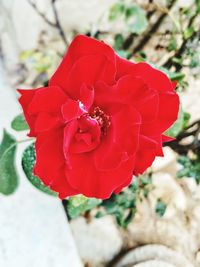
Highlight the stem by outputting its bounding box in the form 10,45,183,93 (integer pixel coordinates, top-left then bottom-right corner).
51,0,69,46
165,120,200,155
162,8,200,70
17,138,34,144
28,0,69,46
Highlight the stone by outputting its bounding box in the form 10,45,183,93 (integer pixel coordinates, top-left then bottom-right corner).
113,245,194,267
0,62,83,267
70,216,123,267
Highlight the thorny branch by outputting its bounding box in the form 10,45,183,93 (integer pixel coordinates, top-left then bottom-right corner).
28,0,68,46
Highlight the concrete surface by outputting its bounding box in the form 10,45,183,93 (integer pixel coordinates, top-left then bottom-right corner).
0,61,83,267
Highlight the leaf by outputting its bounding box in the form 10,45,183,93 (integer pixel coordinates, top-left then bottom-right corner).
0,130,18,195
167,36,177,51
114,34,124,50
178,156,200,184
22,143,57,196
183,112,191,129
66,195,101,220
125,5,148,34
109,3,125,21
11,114,29,131
184,27,194,39
155,199,167,217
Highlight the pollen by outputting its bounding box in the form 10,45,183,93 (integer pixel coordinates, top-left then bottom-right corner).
90,106,111,135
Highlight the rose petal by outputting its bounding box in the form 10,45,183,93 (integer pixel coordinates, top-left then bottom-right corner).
94,106,141,171
134,135,157,175
141,92,179,135
18,88,38,136
34,112,61,132
61,99,85,123
63,55,115,99
28,86,68,115
66,152,135,199
50,35,116,94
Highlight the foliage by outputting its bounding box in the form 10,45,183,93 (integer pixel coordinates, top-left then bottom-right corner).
165,107,191,138
11,114,29,131
0,130,18,195
22,143,57,196
65,195,101,220
178,156,200,184
64,175,153,228
155,199,167,217
20,49,55,73
109,2,148,34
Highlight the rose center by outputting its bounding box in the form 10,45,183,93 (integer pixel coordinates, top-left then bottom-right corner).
90,106,111,135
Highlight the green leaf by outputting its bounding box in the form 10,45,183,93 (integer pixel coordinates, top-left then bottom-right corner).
109,3,125,21
22,143,57,196
155,199,167,217
165,106,184,137
196,0,200,12
125,5,148,34
183,112,191,129
178,156,200,184
167,36,177,52
0,130,18,195
114,34,124,50
66,195,101,220
11,114,29,131
183,27,194,39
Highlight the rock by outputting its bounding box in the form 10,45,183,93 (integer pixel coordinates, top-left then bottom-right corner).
70,216,123,267
150,172,187,216
152,147,177,176
113,245,194,267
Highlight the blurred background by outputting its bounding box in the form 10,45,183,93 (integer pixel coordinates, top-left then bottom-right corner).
0,0,200,266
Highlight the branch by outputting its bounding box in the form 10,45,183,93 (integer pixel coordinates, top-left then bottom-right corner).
28,0,68,46
165,120,200,155
132,0,177,53
122,5,157,50
51,0,68,46
162,10,200,70
28,0,55,26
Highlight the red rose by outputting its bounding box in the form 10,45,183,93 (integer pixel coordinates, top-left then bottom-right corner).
18,35,179,199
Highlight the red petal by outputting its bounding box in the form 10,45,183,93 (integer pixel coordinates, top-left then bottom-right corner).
50,166,78,199
34,112,61,132
66,152,135,199
50,35,116,94
34,129,65,185
134,63,174,92
134,135,157,175
162,135,175,142
18,88,38,136
114,175,133,194
61,99,85,123
141,92,179,135
80,83,94,110
28,86,68,115
94,106,141,171
115,55,136,79
69,116,101,154
62,55,115,99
